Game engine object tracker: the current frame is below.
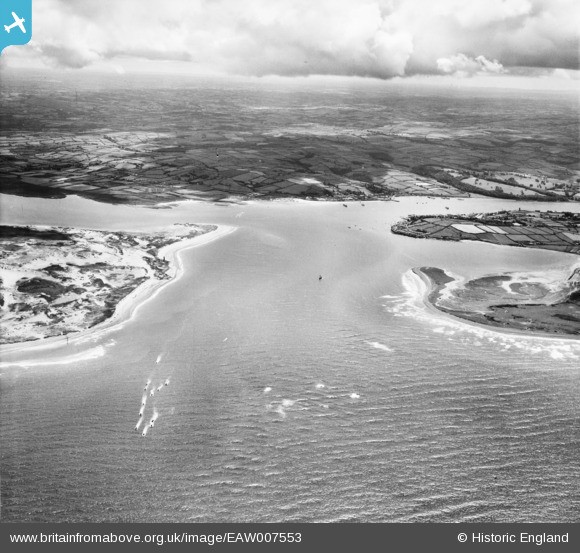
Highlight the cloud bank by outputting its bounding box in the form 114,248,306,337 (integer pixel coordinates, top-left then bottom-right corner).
19,0,580,77
437,54,506,77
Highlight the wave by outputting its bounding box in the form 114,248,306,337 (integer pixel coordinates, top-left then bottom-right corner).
366,341,392,352
0,345,105,368
380,269,580,363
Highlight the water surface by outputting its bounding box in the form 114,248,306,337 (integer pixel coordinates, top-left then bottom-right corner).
1,195,579,522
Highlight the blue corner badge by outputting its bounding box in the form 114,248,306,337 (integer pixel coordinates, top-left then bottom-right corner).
1,0,32,54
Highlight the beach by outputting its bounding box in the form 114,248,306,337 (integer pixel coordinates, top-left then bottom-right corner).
0,224,235,356
413,264,580,338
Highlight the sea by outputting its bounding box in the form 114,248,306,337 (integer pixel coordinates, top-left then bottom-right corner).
1,193,579,522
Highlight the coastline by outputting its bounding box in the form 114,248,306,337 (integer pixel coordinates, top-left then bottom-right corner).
0,224,236,358
411,267,580,342
392,210,580,256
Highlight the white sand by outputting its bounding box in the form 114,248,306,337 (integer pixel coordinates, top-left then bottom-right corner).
0,225,236,357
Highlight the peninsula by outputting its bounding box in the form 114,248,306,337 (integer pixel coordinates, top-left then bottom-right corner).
0,223,217,344
392,209,580,254
392,210,580,336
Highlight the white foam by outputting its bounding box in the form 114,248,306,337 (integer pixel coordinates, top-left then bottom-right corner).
156,354,163,364
0,345,105,368
366,341,392,352
315,383,325,389
350,392,360,399
281,399,295,407
263,386,272,394
433,327,456,336
381,270,580,364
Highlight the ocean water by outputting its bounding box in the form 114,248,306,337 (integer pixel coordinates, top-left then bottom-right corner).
1,194,579,522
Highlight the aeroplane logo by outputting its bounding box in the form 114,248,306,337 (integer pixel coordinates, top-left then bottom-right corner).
1,0,32,54
4,11,26,34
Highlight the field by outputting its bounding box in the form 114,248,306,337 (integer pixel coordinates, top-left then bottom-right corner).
1,70,578,205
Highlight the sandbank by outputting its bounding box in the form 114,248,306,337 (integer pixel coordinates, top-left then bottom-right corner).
412,267,580,341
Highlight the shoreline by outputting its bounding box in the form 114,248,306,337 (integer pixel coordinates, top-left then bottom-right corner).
0,224,236,358
392,210,580,256
411,267,580,342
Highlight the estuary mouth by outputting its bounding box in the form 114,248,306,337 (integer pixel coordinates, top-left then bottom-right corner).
414,265,580,337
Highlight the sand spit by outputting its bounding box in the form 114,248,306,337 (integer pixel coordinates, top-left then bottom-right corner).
0,224,236,355
413,266,580,339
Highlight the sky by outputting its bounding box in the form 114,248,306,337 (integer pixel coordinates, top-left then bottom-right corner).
2,0,579,88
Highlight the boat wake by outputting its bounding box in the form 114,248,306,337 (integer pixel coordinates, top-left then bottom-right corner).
136,373,171,436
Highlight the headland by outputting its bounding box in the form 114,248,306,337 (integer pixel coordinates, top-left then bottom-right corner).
0,223,223,345
393,210,580,336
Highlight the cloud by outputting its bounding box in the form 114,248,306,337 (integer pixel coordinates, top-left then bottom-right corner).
437,53,505,77
475,55,505,74
433,0,533,28
11,0,580,78
552,68,572,79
